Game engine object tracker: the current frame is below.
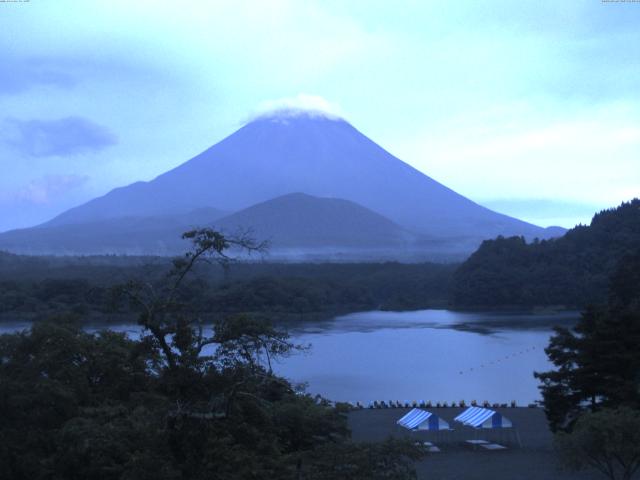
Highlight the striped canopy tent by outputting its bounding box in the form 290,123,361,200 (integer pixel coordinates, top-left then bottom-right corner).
454,406,513,429
397,408,450,431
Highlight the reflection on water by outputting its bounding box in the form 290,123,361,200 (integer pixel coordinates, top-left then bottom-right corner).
0,309,579,404
285,309,578,335
277,310,579,404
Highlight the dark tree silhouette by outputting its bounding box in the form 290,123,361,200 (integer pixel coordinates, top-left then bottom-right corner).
0,228,426,479
556,407,640,480
453,199,640,308
535,252,640,432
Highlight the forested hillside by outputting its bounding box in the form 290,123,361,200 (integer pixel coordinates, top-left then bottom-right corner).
452,199,640,308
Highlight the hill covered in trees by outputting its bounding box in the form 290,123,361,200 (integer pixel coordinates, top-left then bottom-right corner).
452,199,640,308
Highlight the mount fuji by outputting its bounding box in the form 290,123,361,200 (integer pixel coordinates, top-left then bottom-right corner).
0,110,563,259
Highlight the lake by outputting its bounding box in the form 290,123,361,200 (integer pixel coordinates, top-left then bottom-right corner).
277,309,579,405
0,309,579,405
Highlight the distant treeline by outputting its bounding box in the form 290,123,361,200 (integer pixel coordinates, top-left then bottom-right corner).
0,254,455,321
2,199,638,319
452,199,640,308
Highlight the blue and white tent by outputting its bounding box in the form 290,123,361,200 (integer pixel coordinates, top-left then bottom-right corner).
454,407,513,429
397,408,450,431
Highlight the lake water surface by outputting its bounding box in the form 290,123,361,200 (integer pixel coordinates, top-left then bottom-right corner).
277,309,579,405
0,309,579,405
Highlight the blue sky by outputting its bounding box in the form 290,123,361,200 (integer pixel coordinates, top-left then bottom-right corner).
0,0,638,231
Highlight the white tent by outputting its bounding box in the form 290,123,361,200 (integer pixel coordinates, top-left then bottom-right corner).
397,408,450,431
454,406,513,429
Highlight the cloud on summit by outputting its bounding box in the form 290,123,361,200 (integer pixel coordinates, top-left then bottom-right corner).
249,94,345,122
4,116,117,157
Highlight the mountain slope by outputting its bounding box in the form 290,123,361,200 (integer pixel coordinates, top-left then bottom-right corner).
0,193,423,258
44,112,558,240
1,110,566,258
0,207,226,255
214,192,415,247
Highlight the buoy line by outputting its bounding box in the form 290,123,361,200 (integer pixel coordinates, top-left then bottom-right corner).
457,346,538,375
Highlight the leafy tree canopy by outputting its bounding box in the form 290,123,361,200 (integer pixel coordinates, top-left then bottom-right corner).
556,407,640,480
0,228,424,479
453,199,640,308
535,250,640,432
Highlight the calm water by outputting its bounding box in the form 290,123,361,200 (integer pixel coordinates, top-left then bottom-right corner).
277,310,579,405
0,310,579,405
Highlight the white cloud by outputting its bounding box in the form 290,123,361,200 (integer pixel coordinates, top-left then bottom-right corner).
392,101,640,210
0,174,91,231
249,94,345,121
10,174,89,205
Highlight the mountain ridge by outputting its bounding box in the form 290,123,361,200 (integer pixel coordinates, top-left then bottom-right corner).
214,192,415,248
0,193,426,258
2,110,565,258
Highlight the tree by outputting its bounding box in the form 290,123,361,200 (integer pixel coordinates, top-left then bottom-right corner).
452,199,640,309
556,407,640,480
302,438,425,480
120,228,268,372
0,318,161,480
0,228,426,479
534,252,640,432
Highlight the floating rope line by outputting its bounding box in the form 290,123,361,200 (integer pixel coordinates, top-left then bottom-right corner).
458,346,538,375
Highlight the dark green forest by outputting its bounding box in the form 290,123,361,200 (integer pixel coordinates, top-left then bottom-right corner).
0,253,454,322
535,250,640,431
452,199,640,308
0,229,425,479
2,200,639,323
0,320,425,479
1,200,639,478
534,251,640,479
